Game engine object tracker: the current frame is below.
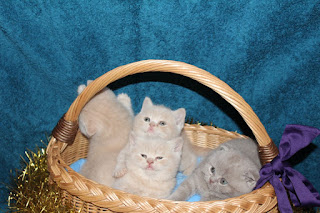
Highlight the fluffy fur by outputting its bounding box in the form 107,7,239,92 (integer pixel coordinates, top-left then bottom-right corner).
78,80,133,186
168,138,261,201
132,97,186,140
113,97,198,178
113,133,183,199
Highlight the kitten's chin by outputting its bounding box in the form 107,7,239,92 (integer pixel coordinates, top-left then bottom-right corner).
144,166,160,173
144,168,158,176
144,131,159,138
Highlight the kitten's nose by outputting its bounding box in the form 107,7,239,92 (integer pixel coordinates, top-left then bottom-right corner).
149,122,156,127
147,158,154,164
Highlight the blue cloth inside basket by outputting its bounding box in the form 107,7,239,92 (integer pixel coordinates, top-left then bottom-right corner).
70,158,202,201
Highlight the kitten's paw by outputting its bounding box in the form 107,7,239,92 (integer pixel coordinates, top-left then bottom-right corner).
77,80,93,95
113,167,128,178
182,166,195,176
167,193,182,201
117,93,131,106
77,84,86,95
117,93,133,115
86,80,93,85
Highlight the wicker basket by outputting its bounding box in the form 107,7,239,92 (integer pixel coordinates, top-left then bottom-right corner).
47,60,280,212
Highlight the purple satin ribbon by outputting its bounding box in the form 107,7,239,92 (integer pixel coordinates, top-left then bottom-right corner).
254,124,320,213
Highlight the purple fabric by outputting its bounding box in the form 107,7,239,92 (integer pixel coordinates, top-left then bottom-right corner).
254,124,320,213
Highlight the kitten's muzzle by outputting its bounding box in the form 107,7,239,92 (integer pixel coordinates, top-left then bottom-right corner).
147,122,157,132
147,158,154,164
149,122,157,127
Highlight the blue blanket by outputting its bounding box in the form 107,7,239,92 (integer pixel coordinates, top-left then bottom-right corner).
1,0,319,207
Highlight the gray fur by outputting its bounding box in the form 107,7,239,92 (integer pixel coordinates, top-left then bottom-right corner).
168,138,261,201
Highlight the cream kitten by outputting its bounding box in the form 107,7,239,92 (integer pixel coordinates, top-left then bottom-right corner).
168,138,261,201
132,97,186,140
78,80,133,186
113,133,183,199
113,97,198,178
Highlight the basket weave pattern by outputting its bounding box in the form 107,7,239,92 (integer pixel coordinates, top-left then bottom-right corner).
47,60,279,212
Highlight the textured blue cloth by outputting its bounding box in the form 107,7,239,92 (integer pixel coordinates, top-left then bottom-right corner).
1,0,319,207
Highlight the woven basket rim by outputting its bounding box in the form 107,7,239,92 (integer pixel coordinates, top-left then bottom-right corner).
47,60,278,212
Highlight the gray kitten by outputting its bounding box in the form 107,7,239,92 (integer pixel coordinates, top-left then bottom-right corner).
168,138,261,201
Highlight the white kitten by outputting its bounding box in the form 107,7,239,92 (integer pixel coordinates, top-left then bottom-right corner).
78,81,133,186
113,133,183,199
113,97,198,178
132,97,186,139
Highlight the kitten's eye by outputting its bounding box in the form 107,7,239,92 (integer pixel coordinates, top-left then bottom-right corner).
210,167,215,174
141,154,147,158
219,178,228,185
156,156,163,160
144,117,150,122
158,121,166,126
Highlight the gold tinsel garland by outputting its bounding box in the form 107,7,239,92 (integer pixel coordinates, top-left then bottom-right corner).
7,140,75,213
5,136,319,213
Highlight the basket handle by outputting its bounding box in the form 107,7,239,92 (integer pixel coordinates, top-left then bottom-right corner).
52,60,278,163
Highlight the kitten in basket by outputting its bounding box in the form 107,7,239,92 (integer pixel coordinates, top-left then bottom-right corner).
113,97,204,179
113,132,183,199
77,81,134,186
168,138,261,201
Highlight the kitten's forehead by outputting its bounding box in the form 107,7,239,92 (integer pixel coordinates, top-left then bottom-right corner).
140,106,175,121
212,152,241,164
207,151,256,174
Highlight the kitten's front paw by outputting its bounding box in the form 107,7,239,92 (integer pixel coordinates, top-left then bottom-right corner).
167,193,181,201
182,166,195,176
113,167,128,178
180,156,197,176
77,80,93,95
77,84,86,95
117,93,133,116
117,93,131,106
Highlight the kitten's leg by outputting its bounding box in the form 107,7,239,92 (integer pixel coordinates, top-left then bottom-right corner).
77,84,86,95
117,93,134,117
77,80,93,95
168,175,197,201
179,132,198,175
113,144,129,178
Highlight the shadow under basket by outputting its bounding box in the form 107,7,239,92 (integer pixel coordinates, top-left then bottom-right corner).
47,60,279,212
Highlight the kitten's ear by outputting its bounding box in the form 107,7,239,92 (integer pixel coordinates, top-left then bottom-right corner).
170,137,184,152
79,118,97,138
173,108,186,131
141,97,153,112
243,169,260,188
218,144,229,151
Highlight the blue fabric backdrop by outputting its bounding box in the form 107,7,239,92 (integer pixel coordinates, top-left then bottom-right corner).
1,0,319,209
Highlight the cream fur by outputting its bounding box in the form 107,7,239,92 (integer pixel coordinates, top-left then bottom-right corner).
114,97,199,177
113,133,183,199
78,81,133,186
